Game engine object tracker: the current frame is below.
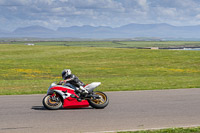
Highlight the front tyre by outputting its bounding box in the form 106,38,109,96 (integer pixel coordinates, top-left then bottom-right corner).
88,91,109,109
43,95,62,110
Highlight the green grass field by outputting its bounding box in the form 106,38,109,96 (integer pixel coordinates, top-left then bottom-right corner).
4,41,200,48
0,43,200,95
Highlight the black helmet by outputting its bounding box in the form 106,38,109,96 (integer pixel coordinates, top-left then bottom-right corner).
62,69,71,79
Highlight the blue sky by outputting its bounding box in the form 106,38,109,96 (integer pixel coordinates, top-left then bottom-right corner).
0,0,200,31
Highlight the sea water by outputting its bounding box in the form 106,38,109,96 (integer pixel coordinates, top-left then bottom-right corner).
183,48,200,51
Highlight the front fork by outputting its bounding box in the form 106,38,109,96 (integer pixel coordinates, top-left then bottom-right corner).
50,92,60,102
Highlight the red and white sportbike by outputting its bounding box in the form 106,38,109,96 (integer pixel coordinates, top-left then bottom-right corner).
43,82,109,110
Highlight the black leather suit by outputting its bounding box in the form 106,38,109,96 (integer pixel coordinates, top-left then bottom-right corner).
64,74,85,88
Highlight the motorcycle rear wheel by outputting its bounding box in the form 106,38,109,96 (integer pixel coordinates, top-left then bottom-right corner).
43,95,62,110
88,91,109,109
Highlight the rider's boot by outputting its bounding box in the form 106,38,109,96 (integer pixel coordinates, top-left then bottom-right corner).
79,86,89,95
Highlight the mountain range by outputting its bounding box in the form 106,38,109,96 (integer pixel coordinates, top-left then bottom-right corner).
1,23,200,39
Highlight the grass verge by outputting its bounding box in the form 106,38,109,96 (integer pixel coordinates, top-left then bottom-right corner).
118,127,200,133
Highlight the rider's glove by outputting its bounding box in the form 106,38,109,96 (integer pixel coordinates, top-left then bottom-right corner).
58,80,64,85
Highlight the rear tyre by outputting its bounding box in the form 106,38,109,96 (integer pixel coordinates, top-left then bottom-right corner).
88,91,109,109
43,95,62,110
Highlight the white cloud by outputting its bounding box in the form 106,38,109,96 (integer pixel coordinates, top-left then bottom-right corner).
156,7,177,17
195,14,200,19
137,0,148,10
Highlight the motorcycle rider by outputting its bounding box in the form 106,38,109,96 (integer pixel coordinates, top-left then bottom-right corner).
59,69,88,94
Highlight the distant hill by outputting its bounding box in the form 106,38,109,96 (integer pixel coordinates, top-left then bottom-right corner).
0,29,10,37
14,25,54,34
12,25,57,38
1,23,200,39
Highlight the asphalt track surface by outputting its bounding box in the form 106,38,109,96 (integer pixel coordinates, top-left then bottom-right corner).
1,88,200,133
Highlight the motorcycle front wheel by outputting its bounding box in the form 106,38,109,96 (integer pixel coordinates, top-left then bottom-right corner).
88,91,109,109
43,95,62,110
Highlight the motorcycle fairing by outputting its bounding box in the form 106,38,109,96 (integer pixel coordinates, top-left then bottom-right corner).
49,85,89,109
85,82,101,92
63,98,89,109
